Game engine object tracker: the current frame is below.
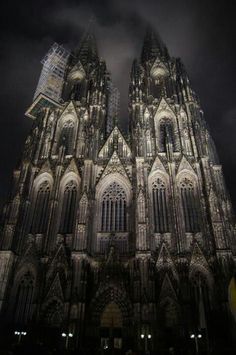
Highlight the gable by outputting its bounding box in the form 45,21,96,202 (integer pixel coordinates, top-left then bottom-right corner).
98,126,131,159
149,155,168,177
58,101,79,127
154,98,176,120
177,156,196,177
38,159,53,176
63,158,80,178
99,151,130,182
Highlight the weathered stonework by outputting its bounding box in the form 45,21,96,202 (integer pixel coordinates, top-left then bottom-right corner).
0,28,235,354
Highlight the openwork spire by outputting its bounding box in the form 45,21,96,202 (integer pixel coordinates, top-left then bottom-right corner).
75,20,99,66
2,20,236,355
141,26,169,63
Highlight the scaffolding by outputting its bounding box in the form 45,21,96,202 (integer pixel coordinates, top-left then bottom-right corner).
33,43,70,102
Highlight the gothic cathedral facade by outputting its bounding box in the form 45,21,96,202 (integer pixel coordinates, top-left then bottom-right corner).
0,28,236,354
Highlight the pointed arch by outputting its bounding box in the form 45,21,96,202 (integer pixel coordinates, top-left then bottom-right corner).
13,270,35,326
30,173,53,234
189,263,214,290
54,111,78,155
158,274,180,329
156,244,179,283
96,173,132,233
159,119,176,152
100,181,127,232
58,172,80,234
189,267,213,330
154,102,179,152
58,120,75,154
59,180,78,233
177,171,200,233
149,172,170,233
90,285,132,326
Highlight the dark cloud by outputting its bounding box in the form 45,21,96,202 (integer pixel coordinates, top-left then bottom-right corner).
0,0,236,210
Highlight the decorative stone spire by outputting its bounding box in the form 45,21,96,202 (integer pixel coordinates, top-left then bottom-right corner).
75,28,99,67
141,26,169,63
0,22,235,355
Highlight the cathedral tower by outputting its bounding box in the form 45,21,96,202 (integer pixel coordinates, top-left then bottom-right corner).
0,27,235,354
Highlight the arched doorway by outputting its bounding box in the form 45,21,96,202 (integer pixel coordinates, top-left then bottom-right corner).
100,302,123,352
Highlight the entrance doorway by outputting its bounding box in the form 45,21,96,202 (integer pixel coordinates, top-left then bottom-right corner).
100,302,123,352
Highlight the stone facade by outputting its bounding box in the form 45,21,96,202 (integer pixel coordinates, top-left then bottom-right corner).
0,28,236,354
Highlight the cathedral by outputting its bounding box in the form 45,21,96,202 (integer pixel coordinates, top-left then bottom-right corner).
0,27,236,354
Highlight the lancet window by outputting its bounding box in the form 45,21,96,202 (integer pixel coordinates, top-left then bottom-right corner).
152,178,169,233
58,120,75,155
179,178,200,232
101,182,127,232
14,272,34,325
59,180,77,234
31,181,51,234
159,120,175,152
72,81,85,101
190,272,210,328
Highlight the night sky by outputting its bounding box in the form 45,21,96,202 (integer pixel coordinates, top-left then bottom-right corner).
0,0,236,211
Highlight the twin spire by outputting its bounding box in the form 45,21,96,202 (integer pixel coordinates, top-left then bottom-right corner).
75,23,167,65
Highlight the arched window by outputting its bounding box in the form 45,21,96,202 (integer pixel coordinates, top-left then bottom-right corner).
59,181,77,234
101,182,127,232
58,120,75,155
180,178,200,232
31,181,50,234
14,272,34,325
159,120,175,152
152,178,169,233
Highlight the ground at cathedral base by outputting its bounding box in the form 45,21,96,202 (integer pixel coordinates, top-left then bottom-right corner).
1,338,236,355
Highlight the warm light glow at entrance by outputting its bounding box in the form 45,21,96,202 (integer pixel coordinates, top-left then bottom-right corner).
100,302,122,328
